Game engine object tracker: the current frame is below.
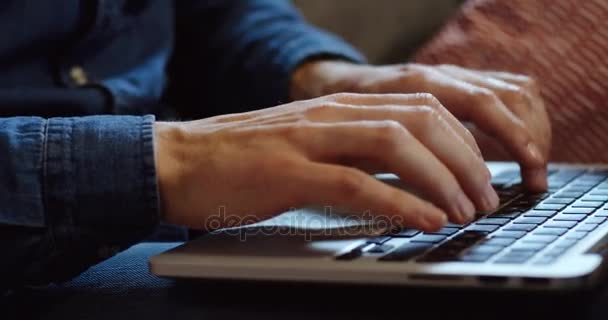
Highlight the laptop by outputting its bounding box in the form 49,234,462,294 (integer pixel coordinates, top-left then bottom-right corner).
149,162,608,290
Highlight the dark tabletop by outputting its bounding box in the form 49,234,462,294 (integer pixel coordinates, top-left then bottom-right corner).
4,242,608,320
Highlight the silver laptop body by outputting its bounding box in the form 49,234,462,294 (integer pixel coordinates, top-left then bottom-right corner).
149,162,608,291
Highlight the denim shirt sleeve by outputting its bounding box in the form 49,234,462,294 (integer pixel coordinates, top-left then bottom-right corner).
0,115,160,290
168,0,368,119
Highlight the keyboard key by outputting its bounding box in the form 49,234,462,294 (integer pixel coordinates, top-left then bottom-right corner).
483,237,516,247
581,195,608,202
391,229,421,238
367,236,391,244
503,223,537,232
544,221,578,229
412,234,448,243
562,186,592,193
524,210,557,218
553,192,582,199
491,210,523,219
596,209,608,217
597,183,608,190
467,245,503,255
554,214,587,222
568,183,596,188
533,227,568,236
465,224,499,233
542,198,573,205
572,201,604,208
585,217,607,224
525,192,551,201
426,245,466,257
493,230,527,239
575,224,597,232
440,238,476,249
456,231,488,240
554,239,578,249
590,191,608,196
535,204,567,211
511,242,547,252
562,208,596,215
440,232,486,249
428,227,460,236
522,234,559,244
513,217,547,225
365,244,394,254
476,218,511,225
565,231,589,240
495,251,535,264
544,247,567,257
445,222,466,229
335,243,369,260
458,254,492,263
378,243,433,261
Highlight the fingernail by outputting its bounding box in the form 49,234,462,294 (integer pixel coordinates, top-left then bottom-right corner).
456,193,476,222
481,182,500,212
527,142,544,164
424,212,447,230
529,168,549,191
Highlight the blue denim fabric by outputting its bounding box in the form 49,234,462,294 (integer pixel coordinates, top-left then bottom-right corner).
0,115,159,290
0,0,365,291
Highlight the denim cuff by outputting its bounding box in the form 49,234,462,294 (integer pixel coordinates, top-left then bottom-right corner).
43,115,160,278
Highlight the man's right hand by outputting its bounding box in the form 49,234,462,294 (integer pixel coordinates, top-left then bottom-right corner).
154,93,499,233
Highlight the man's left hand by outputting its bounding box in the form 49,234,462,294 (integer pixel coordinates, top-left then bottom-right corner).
291,61,551,192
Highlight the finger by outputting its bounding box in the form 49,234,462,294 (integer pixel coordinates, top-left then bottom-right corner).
403,67,546,190
437,66,550,191
478,71,552,146
437,65,526,109
327,93,483,157
284,120,483,223
478,71,539,91
296,161,448,232
304,103,497,216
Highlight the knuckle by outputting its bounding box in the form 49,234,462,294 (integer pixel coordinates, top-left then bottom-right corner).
325,92,358,103
375,120,407,148
438,63,457,69
522,75,539,90
505,86,528,102
403,66,427,80
303,103,340,119
503,87,533,113
417,105,440,123
415,92,442,108
279,120,311,138
413,105,442,136
333,168,368,197
472,88,500,105
513,127,533,147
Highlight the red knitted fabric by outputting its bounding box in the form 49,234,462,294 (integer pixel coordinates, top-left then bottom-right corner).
414,0,608,163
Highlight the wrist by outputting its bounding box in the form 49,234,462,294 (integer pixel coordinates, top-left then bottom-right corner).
289,59,369,101
153,121,185,224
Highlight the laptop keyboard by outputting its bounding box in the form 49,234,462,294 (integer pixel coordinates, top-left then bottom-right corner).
336,168,608,265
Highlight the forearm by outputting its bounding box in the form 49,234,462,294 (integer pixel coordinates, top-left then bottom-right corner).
0,115,160,290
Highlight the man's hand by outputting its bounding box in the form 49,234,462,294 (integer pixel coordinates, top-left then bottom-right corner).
154,93,499,232
291,61,551,192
